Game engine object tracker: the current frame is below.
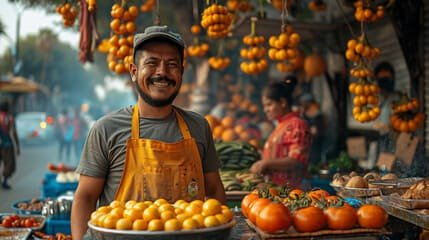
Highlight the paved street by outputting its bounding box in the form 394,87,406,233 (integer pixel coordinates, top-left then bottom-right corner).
0,142,80,212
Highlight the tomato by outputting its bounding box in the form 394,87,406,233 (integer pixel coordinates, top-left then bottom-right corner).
324,204,357,230
9,215,20,222
293,206,326,232
24,218,35,228
248,198,272,224
288,189,304,199
241,193,259,218
1,219,12,228
357,204,388,229
256,202,292,234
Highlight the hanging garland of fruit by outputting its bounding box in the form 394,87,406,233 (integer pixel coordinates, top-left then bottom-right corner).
390,94,425,133
346,0,387,123
267,0,301,73
106,2,139,74
240,17,268,75
209,39,231,71
201,2,233,39
56,2,78,27
308,0,327,12
140,0,155,12
86,0,96,12
226,0,253,12
187,1,210,58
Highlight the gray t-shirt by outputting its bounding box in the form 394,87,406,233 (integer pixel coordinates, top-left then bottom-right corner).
75,105,219,206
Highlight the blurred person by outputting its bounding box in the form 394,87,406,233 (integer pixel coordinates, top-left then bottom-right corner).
373,61,399,153
300,95,325,165
0,101,20,189
71,106,88,162
55,109,73,162
71,25,225,239
250,80,312,188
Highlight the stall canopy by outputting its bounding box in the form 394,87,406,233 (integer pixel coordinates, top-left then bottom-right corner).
0,76,40,93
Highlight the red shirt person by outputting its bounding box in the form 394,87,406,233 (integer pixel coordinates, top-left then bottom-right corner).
250,80,311,188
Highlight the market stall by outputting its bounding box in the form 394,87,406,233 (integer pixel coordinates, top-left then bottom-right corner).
1,0,428,239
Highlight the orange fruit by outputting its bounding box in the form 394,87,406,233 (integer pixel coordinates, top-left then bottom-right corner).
221,116,235,128
160,210,176,222
202,199,222,216
204,215,221,228
110,207,124,218
123,209,142,221
143,207,160,222
221,129,237,142
132,202,148,211
164,218,181,231
116,218,132,230
103,214,119,229
147,219,164,231
132,219,147,230
182,218,199,230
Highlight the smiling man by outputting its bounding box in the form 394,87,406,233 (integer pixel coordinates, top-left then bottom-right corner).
71,25,225,240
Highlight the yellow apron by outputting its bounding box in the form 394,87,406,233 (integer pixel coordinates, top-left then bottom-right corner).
115,105,206,203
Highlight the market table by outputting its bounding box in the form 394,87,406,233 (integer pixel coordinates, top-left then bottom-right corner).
367,196,429,233
228,211,388,240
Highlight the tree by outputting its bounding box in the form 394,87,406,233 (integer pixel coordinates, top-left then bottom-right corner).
0,28,104,112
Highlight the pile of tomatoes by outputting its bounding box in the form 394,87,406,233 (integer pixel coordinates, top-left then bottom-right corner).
1,214,41,228
241,188,388,234
90,198,233,231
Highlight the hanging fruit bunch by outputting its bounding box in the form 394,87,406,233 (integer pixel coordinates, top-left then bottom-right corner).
201,4,233,39
271,0,294,11
107,3,139,74
308,0,327,12
56,2,78,27
390,94,425,133
268,26,301,73
86,0,96,12
354,0,385,23
187,25,210,58
346,0,391,123
226,0,253,12
140,0,155,12
240,17,268,75
209,56,231,71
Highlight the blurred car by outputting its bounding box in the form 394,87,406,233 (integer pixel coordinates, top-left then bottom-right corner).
16,112,55,145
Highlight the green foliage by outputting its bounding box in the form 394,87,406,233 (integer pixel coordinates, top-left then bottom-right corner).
328,151,356,173
0,28,103,107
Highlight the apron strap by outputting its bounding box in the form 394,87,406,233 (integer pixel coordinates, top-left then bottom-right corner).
174,110,191,139
131,105,139,139
131,105,192,140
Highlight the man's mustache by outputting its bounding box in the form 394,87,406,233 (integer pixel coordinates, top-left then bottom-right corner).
148,76,176,86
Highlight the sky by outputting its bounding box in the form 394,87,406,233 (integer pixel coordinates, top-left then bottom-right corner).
0,0,79,54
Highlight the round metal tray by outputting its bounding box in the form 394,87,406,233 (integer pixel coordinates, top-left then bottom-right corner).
330,183,380,198
88,219,236,240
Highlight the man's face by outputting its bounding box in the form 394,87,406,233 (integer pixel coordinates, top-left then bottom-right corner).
130,41,183,107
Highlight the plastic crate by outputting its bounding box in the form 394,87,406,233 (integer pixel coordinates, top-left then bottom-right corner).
41,173,78,198
44,218,71,235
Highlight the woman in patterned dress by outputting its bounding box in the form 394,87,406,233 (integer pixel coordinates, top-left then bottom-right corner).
250,80,312,188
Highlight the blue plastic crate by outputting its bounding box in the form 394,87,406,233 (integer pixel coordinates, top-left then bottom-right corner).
45,218,71,235
41,173,78,198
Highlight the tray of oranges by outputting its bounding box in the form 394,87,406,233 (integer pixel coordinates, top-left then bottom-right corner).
88,198,236,240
